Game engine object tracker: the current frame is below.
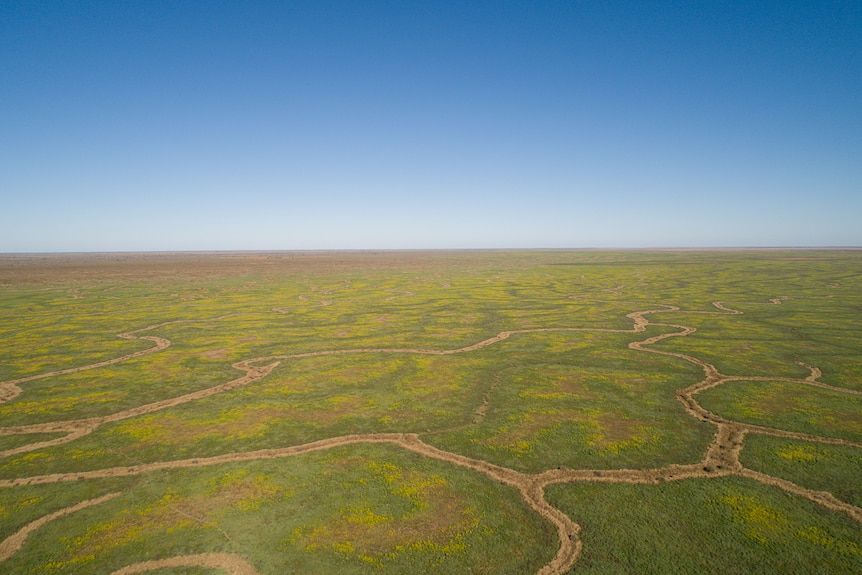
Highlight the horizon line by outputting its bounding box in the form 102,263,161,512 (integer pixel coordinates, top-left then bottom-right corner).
3,246,862,257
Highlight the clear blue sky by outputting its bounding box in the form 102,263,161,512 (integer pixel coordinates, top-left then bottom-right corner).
2,1,860,251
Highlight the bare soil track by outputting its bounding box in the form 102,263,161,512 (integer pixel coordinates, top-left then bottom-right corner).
1,299,860,574
110,553,260,575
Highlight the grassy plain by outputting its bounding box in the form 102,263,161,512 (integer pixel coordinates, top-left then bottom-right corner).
0,249,860,574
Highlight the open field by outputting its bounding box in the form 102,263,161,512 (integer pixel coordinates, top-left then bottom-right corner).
1,249,860,574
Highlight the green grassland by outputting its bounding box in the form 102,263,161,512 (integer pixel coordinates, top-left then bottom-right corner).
545,476,862,574
1,250,860,574
740,435,862,507
0,445,555,575
698,380,862,442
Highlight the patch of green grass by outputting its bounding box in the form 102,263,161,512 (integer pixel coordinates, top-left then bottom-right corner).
0,433,67,453
2,444,554,575
546,476,862,574
427,332,712,473
696,380,862,442
0,477,132,541
740,435,862,507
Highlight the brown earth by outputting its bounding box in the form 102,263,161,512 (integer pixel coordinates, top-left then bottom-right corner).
110,553,260,575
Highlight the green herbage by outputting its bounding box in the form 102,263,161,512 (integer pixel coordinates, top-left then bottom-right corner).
1,446,553,575
1,250,861,574
740,435,862,507
697,380,862,442
546,476,862,574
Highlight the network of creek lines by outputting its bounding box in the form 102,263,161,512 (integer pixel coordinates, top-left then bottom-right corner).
1,298,861,575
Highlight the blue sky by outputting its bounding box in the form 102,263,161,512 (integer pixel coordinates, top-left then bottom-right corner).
1,1,860,251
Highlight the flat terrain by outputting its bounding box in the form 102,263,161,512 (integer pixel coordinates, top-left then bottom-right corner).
0,250,860,574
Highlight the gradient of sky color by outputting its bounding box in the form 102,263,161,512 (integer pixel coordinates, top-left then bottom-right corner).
2,1,860,251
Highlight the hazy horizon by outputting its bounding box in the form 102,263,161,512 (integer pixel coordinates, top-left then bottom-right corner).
5,247,862,258
2,2,860,252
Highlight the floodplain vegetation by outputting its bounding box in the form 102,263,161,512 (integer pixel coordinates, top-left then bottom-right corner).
0,249,860,574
